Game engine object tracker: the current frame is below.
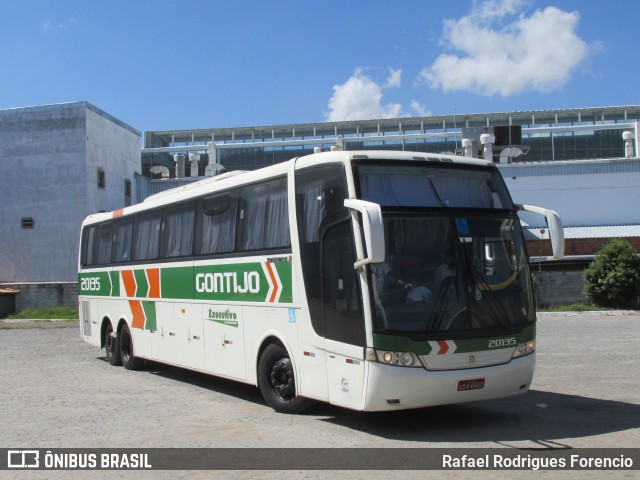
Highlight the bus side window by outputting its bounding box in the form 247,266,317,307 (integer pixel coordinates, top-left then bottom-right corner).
113,220,133,263
322,221,364,346
94,223,113,265
82,226,96,266
196,193,238,255
239,178,289,251
295,164,351,338
160,204,196,258
133,213,161,261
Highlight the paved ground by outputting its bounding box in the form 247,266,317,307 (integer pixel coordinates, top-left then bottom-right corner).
0,312,638,479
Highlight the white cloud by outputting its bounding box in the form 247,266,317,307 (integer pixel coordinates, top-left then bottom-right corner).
410,100,432,117
43,17,76,34
384,68,402,88
418,0,588,96
326,68,403,121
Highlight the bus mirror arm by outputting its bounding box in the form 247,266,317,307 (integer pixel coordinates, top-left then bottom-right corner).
344,199,385,270
517,204,565,260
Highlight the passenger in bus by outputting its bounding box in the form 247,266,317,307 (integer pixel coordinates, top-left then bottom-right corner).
397,259,433,303
374,259,432,304
430,251,455,288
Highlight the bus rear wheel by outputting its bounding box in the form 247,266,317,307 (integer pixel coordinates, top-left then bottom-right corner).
258,343,313,414
105,322,122,366
119,323,143,370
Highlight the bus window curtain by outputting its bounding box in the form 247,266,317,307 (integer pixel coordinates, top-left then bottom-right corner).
199,202,237,254
134,216,161,260
265,190,289,248
164,210,194,257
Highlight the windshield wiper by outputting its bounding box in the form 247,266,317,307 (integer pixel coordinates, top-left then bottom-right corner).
427,265,458,333
467,263,511,329
426,176,446,207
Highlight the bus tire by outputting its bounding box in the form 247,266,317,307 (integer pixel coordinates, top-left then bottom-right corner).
258,343,313,414
105,321,122,366
119,323,142,371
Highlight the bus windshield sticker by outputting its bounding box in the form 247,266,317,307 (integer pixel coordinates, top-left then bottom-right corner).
455,218,470,234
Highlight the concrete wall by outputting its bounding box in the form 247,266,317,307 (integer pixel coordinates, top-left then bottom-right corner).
0,102,140,285
0,104,86,282
533,271,586,307
0,282,78,311
85,106,141,213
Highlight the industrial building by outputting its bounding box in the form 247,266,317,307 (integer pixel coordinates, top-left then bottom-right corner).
0,102,639,310
0,102,141,309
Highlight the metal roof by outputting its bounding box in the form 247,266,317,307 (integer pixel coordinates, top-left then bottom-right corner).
498,157,640,177
144,105,640,147
525,225,640,240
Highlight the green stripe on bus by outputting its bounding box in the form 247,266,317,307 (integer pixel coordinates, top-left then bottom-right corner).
193,263,274,303
453,324,536,353
372,333,433,355
81,261,293,304
133,269,149,297
373,324,536,354
109,271,120,297
160,266,194,299
142,301,157,331
78,272,112,297
274,262,293,303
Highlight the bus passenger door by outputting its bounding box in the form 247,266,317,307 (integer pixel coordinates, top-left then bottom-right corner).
322,222,367,410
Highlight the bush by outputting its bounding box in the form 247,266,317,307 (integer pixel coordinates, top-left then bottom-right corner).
584,239,640,309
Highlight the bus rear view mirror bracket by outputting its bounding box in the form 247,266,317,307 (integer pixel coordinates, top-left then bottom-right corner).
517,204,565,260
344,199,385,270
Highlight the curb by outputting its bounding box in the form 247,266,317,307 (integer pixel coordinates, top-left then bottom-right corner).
0,319,79,329
537,310,640,317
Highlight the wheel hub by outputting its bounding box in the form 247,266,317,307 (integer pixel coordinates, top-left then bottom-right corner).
270,358,295,399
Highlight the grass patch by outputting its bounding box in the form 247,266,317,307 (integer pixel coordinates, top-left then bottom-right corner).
4,307,78,320
539,303,604,312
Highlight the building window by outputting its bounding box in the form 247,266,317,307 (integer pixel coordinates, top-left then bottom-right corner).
97,168,106,189
124,179,132,207
21,217,35,229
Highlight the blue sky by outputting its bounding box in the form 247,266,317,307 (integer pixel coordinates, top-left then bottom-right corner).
1,0,639,135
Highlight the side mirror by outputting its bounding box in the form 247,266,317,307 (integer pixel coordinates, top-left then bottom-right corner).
517,204,565,260
344,199,385,269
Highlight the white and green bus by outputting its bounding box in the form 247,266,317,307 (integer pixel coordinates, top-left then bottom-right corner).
78,149,563,413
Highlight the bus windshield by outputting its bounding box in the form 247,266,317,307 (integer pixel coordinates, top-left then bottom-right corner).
357,163,513,210
357,163,534,337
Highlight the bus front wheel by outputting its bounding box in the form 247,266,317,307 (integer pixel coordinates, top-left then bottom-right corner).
258,343,313,414
105,322,122,366
119,323,142,370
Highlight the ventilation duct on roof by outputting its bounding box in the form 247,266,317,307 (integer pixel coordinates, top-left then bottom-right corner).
149,166,170,178
173,153,185,178
189,153,200,177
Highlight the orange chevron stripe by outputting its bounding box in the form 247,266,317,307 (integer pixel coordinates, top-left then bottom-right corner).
129,300,145,329
264,262,279,303
121,270,137,297
147,268,160,298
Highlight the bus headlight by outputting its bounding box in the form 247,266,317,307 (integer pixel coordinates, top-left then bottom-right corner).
512,339,536,359
370,349,421,367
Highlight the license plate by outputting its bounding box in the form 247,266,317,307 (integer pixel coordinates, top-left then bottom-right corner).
457,378,485,391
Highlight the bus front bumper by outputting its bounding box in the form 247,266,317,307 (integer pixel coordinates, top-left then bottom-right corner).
362,353,535,411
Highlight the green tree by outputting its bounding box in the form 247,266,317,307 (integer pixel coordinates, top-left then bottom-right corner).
584,239,640,309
